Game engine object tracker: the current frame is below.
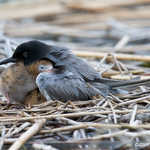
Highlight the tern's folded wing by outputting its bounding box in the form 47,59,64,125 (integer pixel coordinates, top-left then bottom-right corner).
36,72,108,102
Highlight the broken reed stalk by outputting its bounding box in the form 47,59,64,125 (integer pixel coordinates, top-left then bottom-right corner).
73,51,150,62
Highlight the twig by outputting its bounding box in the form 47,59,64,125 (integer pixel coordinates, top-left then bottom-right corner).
8,119,46,150
81,130,128,141
74,51,150,62
114,95,150,108
1,109,150,122
6,122,31,138
125,130,150,137
4,138,17,144
33,143,58,150
0,126,6,150
108,101,117,124
114,35,130,51
40,123,150,134
129,105,137,125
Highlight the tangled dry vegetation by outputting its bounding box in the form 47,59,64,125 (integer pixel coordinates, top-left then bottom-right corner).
1,0,150,149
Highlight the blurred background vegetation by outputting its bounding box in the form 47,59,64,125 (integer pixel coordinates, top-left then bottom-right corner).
0,0,150,77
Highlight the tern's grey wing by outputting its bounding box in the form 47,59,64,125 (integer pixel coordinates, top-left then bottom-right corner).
65,55,121,85
46,46,102,82
67,55,102,81
36,72,109,102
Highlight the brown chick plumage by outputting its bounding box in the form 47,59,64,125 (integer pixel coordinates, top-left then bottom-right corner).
0,60,52,105
0,62,36,104
24,89,46,105
26,60,53,79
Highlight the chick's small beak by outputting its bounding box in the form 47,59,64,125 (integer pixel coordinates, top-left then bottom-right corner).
0,57,17,65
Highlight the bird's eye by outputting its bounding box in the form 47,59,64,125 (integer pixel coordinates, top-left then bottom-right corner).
38,65,45,71
38,64,53,72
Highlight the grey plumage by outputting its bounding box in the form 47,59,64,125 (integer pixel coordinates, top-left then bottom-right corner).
36,70,109,101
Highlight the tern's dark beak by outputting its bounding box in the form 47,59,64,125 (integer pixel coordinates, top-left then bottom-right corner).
0,57,17,65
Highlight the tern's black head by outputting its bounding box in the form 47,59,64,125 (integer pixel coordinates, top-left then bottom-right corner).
0,40,70,66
